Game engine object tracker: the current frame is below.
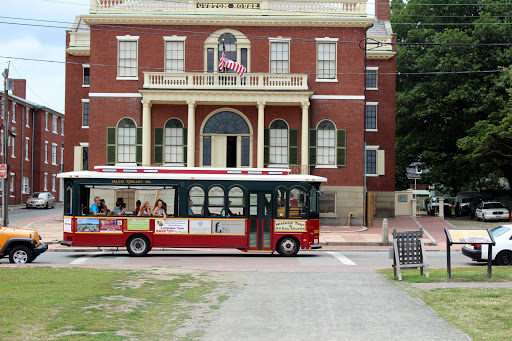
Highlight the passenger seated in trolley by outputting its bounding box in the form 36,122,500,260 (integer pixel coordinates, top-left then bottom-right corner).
138,201,151,216
90,196,107,216
152,199,167,219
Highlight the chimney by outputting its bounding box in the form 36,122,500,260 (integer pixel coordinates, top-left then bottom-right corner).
375,0,390,21
13,79,27,99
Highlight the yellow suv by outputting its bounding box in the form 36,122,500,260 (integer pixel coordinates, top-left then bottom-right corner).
0,225,48,263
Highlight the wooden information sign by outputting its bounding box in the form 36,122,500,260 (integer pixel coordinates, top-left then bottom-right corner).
444,227,495,279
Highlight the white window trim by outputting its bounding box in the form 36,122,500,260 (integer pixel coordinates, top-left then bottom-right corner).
11,137,15,158
315,37,338,82
22,176,29,194
52,143,58,165
365,102,378,132
44,172,48,191
82,64,90,88
45,112,48,131
12,102,16,123
366,146,385,176
52,174,56,192
116,35,140,80
163,36,186,73
52,115,58,134
25,107,30,128
269,37,291,74
61,146,64,166
25,137,29,161
315,165,337,169
61,118,64,136
45,141,48,164
10,173,15,193
366,67,379,90
82,99,90,128
315,120,337,167
203,29,252,73
79,142,89,147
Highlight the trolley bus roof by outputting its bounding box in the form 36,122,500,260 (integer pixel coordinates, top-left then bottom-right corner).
57,166,327,183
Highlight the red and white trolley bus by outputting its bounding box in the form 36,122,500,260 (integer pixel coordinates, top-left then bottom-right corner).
59,166,326,256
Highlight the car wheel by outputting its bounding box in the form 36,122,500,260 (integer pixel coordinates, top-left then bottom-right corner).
495,251,512,266
9,245,34,264
126,235,151,257
276,236,300,257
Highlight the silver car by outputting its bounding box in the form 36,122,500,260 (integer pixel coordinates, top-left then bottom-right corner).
26,192,56,209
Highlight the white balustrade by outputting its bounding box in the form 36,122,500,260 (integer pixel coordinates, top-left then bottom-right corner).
90,0,367,16
68,32,91,47
144,72,308,90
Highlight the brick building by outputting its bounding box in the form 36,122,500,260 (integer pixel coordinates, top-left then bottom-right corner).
1,79,65,205
65,0,396,225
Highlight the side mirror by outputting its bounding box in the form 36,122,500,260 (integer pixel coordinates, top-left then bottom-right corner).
318,190,325,197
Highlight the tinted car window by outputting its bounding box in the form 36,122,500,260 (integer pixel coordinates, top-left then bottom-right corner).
483,203,506,209
492,226,510,238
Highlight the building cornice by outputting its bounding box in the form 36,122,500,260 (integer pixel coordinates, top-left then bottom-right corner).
367,51,396,60
82,14,374,28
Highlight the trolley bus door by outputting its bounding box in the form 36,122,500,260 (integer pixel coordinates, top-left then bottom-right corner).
248,191,273,251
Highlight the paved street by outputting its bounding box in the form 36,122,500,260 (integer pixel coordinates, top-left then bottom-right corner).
4,206,60,223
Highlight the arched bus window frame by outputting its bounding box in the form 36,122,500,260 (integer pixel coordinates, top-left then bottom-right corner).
288,185,308,219
275,185,288,218
227,184,246,217
64,181,73,215
188,184,206,217
207,184,226,217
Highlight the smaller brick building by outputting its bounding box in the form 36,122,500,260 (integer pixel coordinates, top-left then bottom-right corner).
1,79,65,205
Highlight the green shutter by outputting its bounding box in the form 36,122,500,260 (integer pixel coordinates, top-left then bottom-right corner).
264,128,270,166
183,127,188,165
154,127,164,165
309,129,317,166
336,129,346,167
135,127,143,164
106,127,116,164
289,129,298,165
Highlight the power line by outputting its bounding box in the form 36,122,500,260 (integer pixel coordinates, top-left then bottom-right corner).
2,18,512,47
1,55,509,76
9,62,55,109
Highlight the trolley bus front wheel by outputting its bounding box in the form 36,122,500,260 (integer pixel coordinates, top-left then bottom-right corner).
126,235,151,257
276,236,300,257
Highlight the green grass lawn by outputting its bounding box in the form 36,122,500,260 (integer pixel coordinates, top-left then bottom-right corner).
0,267,230,340
381,267,512,340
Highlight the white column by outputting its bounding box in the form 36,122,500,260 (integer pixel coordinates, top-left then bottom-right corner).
142,99,152,166
301,101,310,174
187,100,196,167
439,198,445,219
257,101,265,168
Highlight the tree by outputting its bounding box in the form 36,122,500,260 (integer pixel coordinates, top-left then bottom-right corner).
392,0,512,194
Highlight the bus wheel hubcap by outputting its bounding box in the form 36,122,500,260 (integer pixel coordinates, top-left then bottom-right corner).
14,251,28,263
282,239,295,252
131,239,146,253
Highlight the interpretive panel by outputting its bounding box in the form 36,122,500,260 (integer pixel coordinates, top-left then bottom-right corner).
446,229,492,244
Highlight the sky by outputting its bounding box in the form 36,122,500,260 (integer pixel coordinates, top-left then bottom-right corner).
1,0,376,115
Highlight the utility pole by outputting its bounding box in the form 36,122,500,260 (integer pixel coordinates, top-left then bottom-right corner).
2,64,10,226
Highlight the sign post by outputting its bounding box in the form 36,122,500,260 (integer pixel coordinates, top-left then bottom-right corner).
444,227,495,279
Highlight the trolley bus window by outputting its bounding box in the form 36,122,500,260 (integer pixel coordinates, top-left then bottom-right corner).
276,186,287,217
208,186,225,216
228,186,245,216
289,187,306,218
64,183,72,215
188,186,205,216
310,185,319,214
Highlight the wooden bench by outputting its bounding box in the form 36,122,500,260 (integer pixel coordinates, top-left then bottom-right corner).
392,228,429,281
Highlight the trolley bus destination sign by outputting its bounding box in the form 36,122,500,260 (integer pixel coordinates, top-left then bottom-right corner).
274,220,307,232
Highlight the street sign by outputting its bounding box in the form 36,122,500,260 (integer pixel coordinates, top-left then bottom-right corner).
0,164,6,179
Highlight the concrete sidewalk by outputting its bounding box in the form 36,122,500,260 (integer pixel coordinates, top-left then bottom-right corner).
7,211,462,251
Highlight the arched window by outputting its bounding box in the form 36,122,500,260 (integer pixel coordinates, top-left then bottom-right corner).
317,120,336,166
228,186,245,216
117,118,136,163
164,119,184,164
203,111,250,134
269,120,288,165
218,33,237,64
188,186,205,216
208,186,225,216
276,186,287,217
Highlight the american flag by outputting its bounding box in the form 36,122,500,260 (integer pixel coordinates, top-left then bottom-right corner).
218,46,246,77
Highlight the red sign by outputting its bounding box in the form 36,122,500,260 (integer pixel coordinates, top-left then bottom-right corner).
0,164,7,179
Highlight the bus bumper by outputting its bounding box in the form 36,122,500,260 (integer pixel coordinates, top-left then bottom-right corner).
60,241,73,247
309,244,322,249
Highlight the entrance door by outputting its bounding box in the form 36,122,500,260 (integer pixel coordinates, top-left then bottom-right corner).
248,191,273,251
213,136,238,168
226,136,237,167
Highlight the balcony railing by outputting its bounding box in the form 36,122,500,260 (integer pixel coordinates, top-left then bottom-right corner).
90,0,367,17
144,72,309,90
68,32,91,48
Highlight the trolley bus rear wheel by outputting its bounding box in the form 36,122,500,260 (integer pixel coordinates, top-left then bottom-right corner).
126,235,151,257
276,236,300,257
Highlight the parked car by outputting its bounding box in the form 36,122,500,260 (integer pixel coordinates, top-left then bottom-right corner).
0,224,48,263
462,225,512,265
427,197,452,217
475,201,510,221
26,192,56,209
455,194,482,217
